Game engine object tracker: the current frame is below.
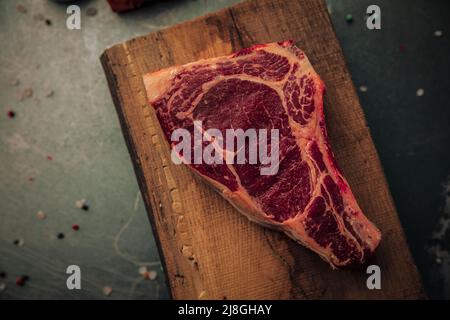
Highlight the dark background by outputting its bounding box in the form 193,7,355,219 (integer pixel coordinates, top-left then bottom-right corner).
0,0,449,299
333,0,450,299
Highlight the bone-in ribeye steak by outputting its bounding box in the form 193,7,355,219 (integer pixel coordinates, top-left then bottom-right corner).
143,41,381,267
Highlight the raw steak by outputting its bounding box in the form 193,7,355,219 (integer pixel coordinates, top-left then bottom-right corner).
143,41,381,267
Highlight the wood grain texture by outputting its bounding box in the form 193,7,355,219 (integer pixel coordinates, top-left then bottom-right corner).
101,0,425,299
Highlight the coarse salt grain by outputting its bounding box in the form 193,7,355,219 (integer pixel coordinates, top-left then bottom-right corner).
75,199,86,209
138,266,148,275
434,30,443,37
359,85,368,92
147,270,157,280
0,283,6,291
37,210,46,220
102,286,113,296
416,88,424,97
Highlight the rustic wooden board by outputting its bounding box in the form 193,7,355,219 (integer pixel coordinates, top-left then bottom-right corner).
101,0,425,299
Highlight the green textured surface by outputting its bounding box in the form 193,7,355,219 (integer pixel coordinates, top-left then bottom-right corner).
0,0,242,300
0,0,449,299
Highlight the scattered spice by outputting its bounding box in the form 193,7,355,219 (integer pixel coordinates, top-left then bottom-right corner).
76,199,89,211
57,232,65,239
345,14,353,23
28,177,35,182
416,88,425,97
33,13,45,21
16,4,27,14
45,19,52,26
139,267,157,280
45,89,54,98
13,239,24,246
399,43,406,53
434,30,443,37
15,276,28,287
146,270,158,280
0,271,6,278
47,155,53,161
7,110,15,118
86,7,98,17
359,85,368,92
9,78,20,86
138,266,148,276
37,210,46,220
102,286,113,296
19,87,33,101
72,224,80,231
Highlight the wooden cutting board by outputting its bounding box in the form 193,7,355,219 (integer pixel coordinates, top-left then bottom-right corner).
101,0,425,299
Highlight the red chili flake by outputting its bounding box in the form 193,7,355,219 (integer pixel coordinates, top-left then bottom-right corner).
7,110,15,118
399,43,406,53
15,276,25,287
72,224,80,231
47,155,53,160
28,177,35,182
